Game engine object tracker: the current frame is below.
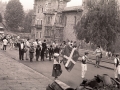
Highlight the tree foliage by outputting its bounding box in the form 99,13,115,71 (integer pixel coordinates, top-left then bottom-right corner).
0,1,7,19
23,10,33,33
4,0,24,31
75,0,120,51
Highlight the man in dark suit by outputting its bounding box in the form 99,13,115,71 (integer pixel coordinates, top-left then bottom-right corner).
41,39,47,61
18,40,25,60
48,45,54,61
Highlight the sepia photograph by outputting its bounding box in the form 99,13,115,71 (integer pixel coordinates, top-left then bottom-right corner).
0,0,120,90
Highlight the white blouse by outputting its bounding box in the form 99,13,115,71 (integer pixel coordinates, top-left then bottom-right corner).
53,58,60,64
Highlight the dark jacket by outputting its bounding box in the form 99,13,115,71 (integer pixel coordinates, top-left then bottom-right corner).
49,47,54,54
18,42,25,51
29,46,34,53
36,47,41,55
54,47,60,54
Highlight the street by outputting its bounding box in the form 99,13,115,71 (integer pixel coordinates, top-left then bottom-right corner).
2,47,115,88
0,49,52,90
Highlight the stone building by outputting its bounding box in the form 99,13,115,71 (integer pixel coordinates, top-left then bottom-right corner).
31,0,83,42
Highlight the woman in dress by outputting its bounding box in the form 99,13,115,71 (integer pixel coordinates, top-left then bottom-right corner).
52,46,62,80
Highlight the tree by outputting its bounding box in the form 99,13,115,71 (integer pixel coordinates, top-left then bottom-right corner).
4,0,24,31
23,10,33,33
0,1,7,19
75,0,120,52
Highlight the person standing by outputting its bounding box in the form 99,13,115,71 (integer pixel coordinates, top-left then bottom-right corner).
48,45,54,61
33,39,38,48
25,39,30,60
29,43,35,62
54,45,60,54
36,45,41,61
114,54,120,82
41,40,47,61
81,52,92,79
94,46,102,68
3,37,8,51
9,38,14,50
18,40,25,60
52,53,62,80
52,41,56,49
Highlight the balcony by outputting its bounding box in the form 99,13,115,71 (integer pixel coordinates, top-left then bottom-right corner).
35,25,42,29
44,35,51,38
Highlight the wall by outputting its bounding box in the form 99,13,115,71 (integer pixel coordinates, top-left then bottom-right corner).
63,11,82,41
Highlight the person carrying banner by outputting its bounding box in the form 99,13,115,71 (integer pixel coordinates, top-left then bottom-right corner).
52,49,62,80
81,52,92,79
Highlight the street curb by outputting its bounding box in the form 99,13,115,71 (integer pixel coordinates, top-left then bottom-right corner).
88,62,114,70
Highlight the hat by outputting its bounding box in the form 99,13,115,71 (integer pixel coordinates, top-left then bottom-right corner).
85,52,89,55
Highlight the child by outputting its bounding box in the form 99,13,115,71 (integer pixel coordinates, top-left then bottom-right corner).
81,52,92,79
36,45,41,61
29,43,34,62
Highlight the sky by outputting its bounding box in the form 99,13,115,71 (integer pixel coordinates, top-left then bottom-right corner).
1,0,82,10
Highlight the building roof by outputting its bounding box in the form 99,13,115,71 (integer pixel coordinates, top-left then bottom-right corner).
63,6,83,13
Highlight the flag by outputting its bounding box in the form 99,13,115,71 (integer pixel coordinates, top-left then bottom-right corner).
61,45,80,72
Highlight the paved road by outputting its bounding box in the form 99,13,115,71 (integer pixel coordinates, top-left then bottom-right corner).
3,47,115,88
0,49,52,90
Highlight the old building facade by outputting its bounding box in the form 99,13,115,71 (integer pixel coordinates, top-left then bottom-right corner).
31,0,83,42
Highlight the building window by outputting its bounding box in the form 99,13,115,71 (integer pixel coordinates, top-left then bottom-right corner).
41,19,42,25
34,4,37,13
38,6,40,13
40,32,41,38
74,16,76,25
65,16,67,26
36,32,38,38
37,19,40,25
48,16,50,24
46,16,51,24
59,15,62,24
42,8,43,12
